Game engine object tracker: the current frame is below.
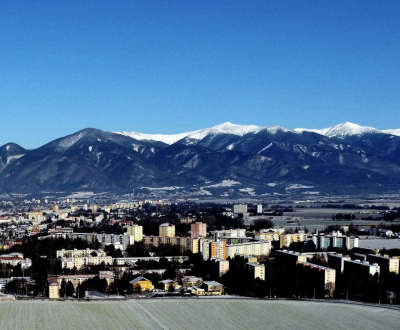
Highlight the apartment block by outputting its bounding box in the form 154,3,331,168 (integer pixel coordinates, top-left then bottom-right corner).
343,259,380,278
296,262,336,296
279,233,307,248
159,223,175,237
211,258,230,278
366,254,399,275
245,262,265,281
275,250,307,263
327,253,351,273
127,224,143,242
225,241,271,259
202,240,226,261
191,222,207,239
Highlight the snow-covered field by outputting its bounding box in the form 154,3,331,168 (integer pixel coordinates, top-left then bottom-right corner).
358,237,400,250
0,300,399,330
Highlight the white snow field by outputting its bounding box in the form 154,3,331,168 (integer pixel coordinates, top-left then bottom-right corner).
0,300,399,330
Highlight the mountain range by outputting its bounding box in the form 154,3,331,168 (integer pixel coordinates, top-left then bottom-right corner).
1,122,400,197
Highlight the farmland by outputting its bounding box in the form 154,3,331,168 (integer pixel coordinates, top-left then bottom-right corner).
0,299,399,330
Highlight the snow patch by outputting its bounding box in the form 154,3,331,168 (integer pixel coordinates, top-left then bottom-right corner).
267,183,277,187
226,143,235,150
88,146,92,152
205,180,241,188
132,144,140,152
257,143,273,154
141,186,183,191
6,145,10,151
286,184,314,190
303,165,309,169
238,188,256,196
6,154,23,163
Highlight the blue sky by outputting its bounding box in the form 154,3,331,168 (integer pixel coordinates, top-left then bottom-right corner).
1,1,399,149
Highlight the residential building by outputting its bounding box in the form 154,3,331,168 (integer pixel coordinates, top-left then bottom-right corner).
57,248,107,258
54,272,114,292
233,204,247,214
327,253,351,273
201,281,224,295
211,258,229,278
158,279,180,292
181,276,203,289
202,240,226,260
279,233,307,248
48,277,60,299
225,241,271,259
127,224,143,242
276,250,307,263
314,235,359,250
296,262,336,297
191,222,207,239
343,259,380,278
245,262,265,281
366,254,399,275
213,228,246,238
129,276,153,291
159,223,175,237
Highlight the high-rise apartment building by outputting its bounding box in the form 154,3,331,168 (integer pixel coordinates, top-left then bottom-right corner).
159,223,175,237
127,224,143,242
191,222,207,239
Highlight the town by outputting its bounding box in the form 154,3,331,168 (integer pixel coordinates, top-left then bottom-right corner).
0,196,399,304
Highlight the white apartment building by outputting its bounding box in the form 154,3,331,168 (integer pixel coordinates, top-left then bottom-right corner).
213,228,246,238
225,241,271,259
57,248,107,258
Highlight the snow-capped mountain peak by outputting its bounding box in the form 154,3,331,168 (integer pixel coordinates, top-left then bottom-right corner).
295,122,380,138
184,122,264,140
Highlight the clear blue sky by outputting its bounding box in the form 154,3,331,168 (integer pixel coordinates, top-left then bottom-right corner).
1,1,399,149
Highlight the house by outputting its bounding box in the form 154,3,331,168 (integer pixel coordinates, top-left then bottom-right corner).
201,281,224,295
158,279,180,291
181,276,203,289
129,276,153,292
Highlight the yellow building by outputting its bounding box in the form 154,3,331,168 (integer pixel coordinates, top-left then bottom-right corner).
53,205,59,212
159,223,175,237
129,276,153,291
127,224,143,242
280,233,307,248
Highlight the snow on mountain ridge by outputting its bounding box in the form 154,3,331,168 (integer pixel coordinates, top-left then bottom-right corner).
184,122,263,140
382,129,400,137
295,122,380,137
117,130,202,145
117,122,400,144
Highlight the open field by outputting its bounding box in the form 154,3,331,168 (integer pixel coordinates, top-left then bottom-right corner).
358,237,400,250
0,299,399,330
